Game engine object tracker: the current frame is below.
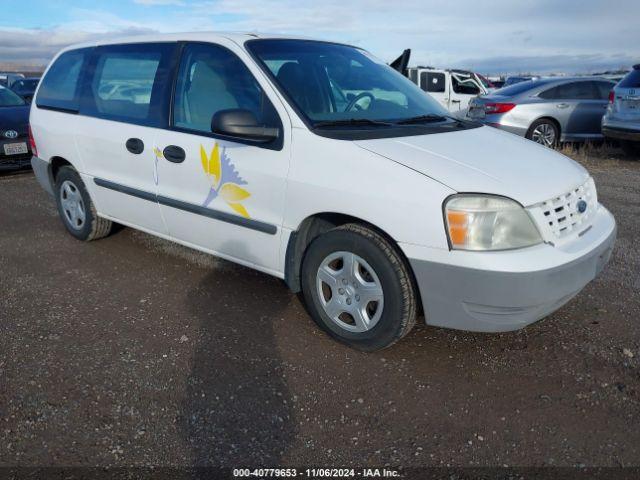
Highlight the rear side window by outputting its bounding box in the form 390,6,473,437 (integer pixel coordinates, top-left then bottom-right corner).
421,72,445,93
619,69,640,88
36,49,88,112
83,43,175,126
539,81,597,100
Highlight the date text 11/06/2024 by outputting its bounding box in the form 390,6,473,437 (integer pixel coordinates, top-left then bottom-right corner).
232,468,401,477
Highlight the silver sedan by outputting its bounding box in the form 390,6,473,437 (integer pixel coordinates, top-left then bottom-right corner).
467,77,615,147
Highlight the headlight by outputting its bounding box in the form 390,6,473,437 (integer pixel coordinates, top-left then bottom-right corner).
444,195,542,251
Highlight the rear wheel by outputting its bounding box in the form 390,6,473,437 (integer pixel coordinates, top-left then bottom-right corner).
54,166,113,241
527,119,559,148
301,223,417,351
620,140,640,159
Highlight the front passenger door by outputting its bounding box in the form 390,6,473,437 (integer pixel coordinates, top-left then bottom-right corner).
154,41,290,274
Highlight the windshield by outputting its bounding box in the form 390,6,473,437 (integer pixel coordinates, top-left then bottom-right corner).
0,86,26,106
247,39,449,126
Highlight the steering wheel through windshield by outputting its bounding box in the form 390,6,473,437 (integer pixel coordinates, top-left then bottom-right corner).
345,92,374,112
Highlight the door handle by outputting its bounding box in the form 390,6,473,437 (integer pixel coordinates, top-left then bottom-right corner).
125,138,144,154
162,145,186,163
556,103,570,109
451,99,461,103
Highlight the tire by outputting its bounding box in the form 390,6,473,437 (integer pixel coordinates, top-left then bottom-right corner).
301,223,417,351
54,166,113,241
620,140,640,159
526,119,559,148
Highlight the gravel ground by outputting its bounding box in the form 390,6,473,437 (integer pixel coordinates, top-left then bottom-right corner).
0,149,639,470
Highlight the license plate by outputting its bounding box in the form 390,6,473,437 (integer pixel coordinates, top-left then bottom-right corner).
3,142,28,156
467,107,485,119
623,99,640,110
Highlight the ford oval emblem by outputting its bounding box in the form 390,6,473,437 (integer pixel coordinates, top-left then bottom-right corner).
577,200,588,213
4,130,18,139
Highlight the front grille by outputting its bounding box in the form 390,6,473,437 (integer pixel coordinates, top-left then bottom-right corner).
528,178,598,243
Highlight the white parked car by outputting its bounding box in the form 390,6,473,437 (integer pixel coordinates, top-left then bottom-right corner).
407,67,488,114
30,33,616,351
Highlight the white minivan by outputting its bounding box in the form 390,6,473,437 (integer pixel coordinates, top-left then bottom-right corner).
30,33,616,351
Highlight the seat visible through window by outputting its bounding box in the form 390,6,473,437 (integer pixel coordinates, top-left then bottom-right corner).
183,61,238,131
173,43,279,135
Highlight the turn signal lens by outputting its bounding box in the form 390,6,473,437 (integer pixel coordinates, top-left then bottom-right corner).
444,195,542,251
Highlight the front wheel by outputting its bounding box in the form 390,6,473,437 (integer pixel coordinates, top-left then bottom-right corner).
54,166,113,241
301,224,417,351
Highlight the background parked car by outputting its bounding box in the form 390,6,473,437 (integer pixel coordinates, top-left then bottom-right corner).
467,77,614,147
0,72,25,88
602,64,640,158
503,75,539,87
0,85,31,170
10,77,40,103
488,77,505,89
477,73,497,91
407,67,488,114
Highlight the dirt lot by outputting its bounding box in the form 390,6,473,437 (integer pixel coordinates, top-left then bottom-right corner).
0,146,639,471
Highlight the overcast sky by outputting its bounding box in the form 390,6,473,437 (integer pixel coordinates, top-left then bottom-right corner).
1,0,638,74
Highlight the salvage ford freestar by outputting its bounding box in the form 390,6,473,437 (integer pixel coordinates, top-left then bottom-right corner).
29,33,616,351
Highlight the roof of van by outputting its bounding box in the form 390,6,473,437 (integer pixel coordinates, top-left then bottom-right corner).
58,32,325,51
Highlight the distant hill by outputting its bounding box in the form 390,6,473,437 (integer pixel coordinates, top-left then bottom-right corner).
0,62,45,76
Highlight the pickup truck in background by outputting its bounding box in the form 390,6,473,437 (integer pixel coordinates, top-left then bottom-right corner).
407,67,488,114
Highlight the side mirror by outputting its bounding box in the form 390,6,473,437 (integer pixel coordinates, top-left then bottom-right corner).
211,109,279,143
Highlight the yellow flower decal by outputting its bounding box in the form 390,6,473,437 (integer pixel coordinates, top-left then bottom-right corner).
200,144,251,218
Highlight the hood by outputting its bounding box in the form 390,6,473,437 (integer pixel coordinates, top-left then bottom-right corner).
0,105,30,133
355,125,589,206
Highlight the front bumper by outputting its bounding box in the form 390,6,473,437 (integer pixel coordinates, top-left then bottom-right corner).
405,206,616,332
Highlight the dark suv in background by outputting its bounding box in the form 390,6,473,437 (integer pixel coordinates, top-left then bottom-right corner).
0,86,32,170
602,64,640,158
10,77,40,103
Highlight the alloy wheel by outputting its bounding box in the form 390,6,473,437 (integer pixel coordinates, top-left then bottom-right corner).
531,123,557,147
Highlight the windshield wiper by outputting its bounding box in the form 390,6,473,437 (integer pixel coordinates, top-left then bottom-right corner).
395,114,448,125
313,118,394,128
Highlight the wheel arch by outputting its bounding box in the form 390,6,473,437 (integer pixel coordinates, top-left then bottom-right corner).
284,212,422,314
527,116,562,139
49,156,75,181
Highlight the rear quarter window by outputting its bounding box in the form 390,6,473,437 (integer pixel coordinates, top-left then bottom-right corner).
36,49,89,112
594,81,615,100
